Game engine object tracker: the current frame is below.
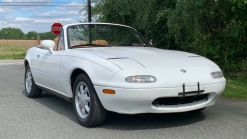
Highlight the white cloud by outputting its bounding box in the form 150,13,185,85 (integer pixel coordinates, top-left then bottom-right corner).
2,0,51,4
33,19,53,23
15,17,34,22
37,11,59,17
20,7,43,11
68,11,79,15
0,21,8,25
0,22,22,28
4,15,13,19
2,0,12,2
34,18,74,23
0,12,78,33
34,10,80,18
6,23,21,27
41,11,57,16
0,7,13,13
1,0,52,11
56,2,85,11
0,0,89,33
56,18,74,22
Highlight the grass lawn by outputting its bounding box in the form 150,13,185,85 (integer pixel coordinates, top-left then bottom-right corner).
0,40,37,60
222,79,247,101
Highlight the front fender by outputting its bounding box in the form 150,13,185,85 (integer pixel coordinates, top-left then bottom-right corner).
59,55,121,97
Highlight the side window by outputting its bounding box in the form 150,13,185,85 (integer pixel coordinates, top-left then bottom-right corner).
57,30,65,51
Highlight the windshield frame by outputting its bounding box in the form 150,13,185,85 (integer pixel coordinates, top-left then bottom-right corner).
66,23,152,49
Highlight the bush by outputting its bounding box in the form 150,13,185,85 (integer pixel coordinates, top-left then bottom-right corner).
92,0,247,78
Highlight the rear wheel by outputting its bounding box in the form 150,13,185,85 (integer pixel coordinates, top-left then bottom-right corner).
24,65,42,98
73,73,107,127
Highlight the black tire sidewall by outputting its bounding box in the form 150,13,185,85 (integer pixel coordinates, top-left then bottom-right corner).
24,65,42,98
73,74,97,126
24,65,33,97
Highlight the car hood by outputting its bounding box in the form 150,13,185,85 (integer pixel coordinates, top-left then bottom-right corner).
87,47,217,69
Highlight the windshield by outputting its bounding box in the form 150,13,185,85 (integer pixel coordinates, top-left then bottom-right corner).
67,24,151,48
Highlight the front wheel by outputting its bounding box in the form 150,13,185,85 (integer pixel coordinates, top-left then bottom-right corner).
24,65,42,98
73,74,107,127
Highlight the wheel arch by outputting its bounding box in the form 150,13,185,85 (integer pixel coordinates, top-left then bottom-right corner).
70,68,90,94
24,59,29,68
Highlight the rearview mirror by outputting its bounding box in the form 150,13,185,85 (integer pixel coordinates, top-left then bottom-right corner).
41,40,55,54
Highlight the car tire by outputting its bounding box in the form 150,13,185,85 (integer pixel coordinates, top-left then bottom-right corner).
24,65,42,98
73,73,107,127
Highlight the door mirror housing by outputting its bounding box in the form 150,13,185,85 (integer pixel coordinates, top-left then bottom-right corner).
41,40,55,54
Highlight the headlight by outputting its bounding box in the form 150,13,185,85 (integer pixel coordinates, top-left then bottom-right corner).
125,75,157,83
211,71,224,78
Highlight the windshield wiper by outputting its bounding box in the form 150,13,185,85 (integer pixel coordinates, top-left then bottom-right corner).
117,42,133,46
71,44,109,48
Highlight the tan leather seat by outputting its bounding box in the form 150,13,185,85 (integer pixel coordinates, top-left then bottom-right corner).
95,40,108,46
53,36,59,50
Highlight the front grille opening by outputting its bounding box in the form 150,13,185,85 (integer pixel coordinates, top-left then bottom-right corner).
152,94,209,106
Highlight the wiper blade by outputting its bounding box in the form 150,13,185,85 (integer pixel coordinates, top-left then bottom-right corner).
71,44,108,48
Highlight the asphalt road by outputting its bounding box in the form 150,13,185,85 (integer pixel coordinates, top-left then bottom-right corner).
0,61,247,139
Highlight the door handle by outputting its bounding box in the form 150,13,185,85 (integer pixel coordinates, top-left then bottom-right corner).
37,55,40,58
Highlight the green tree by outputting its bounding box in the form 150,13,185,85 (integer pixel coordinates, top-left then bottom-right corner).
162,0,247,76
26,31,37,40
39,31,56,40
91,0,247,78
92,0,177,47
0,27,26,39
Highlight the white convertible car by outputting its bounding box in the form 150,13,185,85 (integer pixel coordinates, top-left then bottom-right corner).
24,23,226,127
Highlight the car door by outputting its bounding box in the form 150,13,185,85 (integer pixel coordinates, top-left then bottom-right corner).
34,31,65,94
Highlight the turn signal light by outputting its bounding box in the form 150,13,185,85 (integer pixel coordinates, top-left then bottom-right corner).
103,89,115,94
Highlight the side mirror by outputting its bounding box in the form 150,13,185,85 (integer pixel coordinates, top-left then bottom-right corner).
41,40,55,54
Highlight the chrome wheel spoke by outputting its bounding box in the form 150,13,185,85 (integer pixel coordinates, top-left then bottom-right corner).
85,96,90,102
80,107,86,115
25,70,32,93
27,72,32,80
75,81,91,119
77,92,81,98
80,85,84,94
85,105,90,113
78,101,82,108
28,75,31,80
84,87,88,95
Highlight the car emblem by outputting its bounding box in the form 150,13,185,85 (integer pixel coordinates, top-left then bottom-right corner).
180,69,186,73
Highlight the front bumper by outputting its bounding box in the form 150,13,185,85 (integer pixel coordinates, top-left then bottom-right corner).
95,82,226,114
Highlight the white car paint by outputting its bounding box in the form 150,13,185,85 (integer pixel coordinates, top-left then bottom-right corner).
25,23,226,114
95,82,225,114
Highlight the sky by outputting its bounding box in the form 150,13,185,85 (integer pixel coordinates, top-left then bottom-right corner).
0,0,92,33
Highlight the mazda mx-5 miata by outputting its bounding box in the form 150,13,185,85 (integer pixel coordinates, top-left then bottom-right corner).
24,23,226,127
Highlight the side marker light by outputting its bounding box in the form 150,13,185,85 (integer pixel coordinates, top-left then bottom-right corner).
103,89,115,94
